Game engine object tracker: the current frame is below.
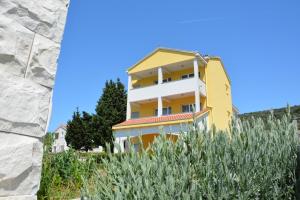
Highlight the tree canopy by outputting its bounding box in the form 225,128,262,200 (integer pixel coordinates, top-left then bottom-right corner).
94,78,127,151
65,79,127,152
65,108,93,151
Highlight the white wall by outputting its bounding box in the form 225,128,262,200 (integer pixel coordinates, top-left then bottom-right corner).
52,127,69,153
128,78,206,102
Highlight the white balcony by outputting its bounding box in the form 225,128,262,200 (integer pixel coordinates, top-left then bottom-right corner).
198,79,206,96
128,78,206,103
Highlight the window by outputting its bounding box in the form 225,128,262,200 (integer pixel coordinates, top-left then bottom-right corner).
154,78,171,84
131,112,140,119
163,107,172,115
181,74,188,79
155,107,172,116
55,133,59,139
162,77,172,83
181,73,194,79
182,104,196,113
188,73,194,78
123,140,129,151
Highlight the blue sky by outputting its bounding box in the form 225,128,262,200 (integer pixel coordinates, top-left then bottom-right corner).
48,0,300,131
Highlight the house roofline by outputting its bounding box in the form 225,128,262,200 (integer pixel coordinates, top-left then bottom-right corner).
54,124,67,133
126,47,207,74
112,109,210,130
205,56,231,84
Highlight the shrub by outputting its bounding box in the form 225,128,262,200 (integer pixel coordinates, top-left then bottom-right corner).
82,112,300,199
79,152,109,164
79,151,126,164
38,149,96,200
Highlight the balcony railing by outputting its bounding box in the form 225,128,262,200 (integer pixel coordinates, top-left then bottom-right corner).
128,77,206,102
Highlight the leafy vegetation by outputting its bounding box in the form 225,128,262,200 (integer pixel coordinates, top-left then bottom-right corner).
82,112,300,199
43,132,54,153
65,78,127,151
38,149,97,200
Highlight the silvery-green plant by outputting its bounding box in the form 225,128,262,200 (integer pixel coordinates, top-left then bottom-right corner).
82,111,299,199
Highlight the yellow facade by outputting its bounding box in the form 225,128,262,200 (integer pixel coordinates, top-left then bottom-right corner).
130,134,178,150
126,49,232,130
114,48,234,148
163,96,197,114
205,58,233,130
128,48,195,74
131,95,207,118
131,101,157,118
132,67,199,88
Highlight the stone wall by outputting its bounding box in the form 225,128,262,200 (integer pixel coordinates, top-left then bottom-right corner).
0,0,70,199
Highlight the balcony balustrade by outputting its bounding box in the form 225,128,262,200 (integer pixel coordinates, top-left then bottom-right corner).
128,77,206,102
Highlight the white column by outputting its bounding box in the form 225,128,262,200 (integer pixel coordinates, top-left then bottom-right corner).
126,101,131,120
126,75,132,120
128,74,132,90
158,96,163,116
157,67,163,116
158,67,163,84
194,58,201,112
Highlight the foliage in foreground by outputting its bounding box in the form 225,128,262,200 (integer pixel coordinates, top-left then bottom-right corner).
38,149,96,200
82,113,300,199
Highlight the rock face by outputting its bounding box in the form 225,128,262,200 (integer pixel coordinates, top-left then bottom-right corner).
0,132,43,197
0,0,69,199
0,73,51,137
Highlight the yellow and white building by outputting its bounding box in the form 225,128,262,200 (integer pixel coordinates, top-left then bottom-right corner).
113,48,233,152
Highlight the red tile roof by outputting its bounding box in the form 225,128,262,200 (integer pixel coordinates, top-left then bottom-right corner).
113,109,209,128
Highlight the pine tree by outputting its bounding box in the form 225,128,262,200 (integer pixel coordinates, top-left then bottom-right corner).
94,78,127,151
65,108,93,151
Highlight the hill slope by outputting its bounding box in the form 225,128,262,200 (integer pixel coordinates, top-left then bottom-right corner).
239,105,300,130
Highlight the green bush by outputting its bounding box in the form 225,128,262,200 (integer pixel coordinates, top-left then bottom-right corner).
79,151,126,164
38,149,96,200
79,152,109,164
82,113,300,199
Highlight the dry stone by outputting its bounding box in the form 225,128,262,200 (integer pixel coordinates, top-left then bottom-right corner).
0,15,34,77
0,196,36,200
0,0,69,198
0,132,43,197
0,73,51,138
0,0,70,43
26,34,60,88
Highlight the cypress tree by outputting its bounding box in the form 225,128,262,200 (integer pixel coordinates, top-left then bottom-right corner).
94,78,127,151
65,108,93,151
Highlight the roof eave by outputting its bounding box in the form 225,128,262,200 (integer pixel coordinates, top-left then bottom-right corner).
127,47,205,74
